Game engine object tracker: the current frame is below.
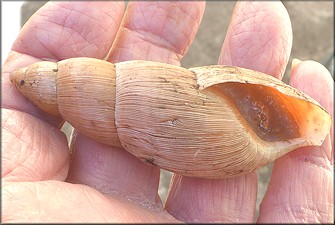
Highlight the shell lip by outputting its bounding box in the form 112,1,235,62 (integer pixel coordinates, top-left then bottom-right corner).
190,64,330,114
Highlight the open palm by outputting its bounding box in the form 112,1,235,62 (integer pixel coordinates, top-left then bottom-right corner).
2,1,333,223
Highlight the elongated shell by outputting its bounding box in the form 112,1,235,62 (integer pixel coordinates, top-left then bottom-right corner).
10,57,331,178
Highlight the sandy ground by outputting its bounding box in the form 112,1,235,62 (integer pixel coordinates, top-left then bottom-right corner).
20,1,333,221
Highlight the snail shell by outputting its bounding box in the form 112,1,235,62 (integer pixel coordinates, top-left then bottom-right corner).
10,57,331,178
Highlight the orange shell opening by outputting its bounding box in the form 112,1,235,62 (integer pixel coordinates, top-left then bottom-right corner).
212,82,329,143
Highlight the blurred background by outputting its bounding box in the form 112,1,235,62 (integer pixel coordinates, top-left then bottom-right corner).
2,0,333,221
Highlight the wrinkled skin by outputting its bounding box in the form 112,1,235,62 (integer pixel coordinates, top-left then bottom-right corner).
2,1,333,223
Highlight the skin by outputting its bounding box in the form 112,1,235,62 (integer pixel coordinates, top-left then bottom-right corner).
1,1,333,223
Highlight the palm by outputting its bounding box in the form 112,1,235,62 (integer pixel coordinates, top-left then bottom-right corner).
2,1,333,223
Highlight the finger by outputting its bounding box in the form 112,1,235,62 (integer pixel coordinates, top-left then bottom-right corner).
258,60,334,223
2,109,69,182
3,181,180,223
3,1,124,124
107,1,204,64
166,174,258,222
66,131,161,202
165,1,293,222
67,1,205,206
1,1,124,182
218,1,292,79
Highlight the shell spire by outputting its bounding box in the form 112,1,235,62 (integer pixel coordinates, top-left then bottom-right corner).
10,61,60,116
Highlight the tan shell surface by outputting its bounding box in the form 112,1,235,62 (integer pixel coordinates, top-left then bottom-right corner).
9,58,332,178
10,61,60,116
114,60,331,178
57,58,121,147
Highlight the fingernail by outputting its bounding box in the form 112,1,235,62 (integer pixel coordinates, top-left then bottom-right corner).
291,58,302,71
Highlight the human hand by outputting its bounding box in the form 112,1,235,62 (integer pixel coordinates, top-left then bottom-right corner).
2,1,333,223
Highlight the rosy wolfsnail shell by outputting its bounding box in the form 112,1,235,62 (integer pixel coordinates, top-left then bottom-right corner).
10,57,331,178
